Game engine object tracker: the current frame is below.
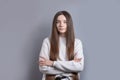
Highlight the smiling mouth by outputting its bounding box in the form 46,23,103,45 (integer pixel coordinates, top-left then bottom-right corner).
59,28,65,30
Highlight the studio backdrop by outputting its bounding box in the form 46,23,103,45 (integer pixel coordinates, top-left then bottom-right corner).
0,0,120,80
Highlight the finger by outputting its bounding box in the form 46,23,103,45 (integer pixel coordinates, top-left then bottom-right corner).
39,56,46,60
74,58,79,61
39,59,45,61
74,59,78,62
79,58,82,61
74,57,77,59
39,61,45,64
76,59,80,61
39,61,45,65
74,58,77,60
76,58,81,62
75,58,82,60
39,62,45,66
39,63,45,66
73,58,78,61
39,56,46,61
74,58,82,62
39,61,47,66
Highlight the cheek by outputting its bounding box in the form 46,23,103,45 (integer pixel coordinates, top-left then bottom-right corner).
56,25,59,30
56,24,59,28
56,23,60,28
64,25,67,30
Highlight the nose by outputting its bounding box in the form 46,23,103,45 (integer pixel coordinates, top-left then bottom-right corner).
60,22,64,27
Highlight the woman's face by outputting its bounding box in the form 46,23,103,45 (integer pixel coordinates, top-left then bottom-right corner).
56,15,67,36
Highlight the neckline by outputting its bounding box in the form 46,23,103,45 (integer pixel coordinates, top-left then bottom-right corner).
59,36,66,39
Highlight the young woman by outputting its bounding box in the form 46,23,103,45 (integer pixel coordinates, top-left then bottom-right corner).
39,11,84,80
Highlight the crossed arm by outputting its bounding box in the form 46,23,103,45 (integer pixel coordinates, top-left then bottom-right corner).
39,38,84,74
39,56,81,66
39,56,83,74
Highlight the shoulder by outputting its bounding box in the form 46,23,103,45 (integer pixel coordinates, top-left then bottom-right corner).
74,38,83,53
42,37,50,44
75,38,82,45
74,38,83,48
43,37,50,42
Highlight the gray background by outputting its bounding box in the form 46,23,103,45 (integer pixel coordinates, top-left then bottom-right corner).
0,0,120,80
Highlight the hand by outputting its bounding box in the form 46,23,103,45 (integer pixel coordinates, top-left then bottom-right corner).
73,57,82,62
39,56,54,66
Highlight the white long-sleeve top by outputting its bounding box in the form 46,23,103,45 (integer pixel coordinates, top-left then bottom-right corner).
39,36,84,80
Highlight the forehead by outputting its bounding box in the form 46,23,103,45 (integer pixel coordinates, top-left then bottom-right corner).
57,15,66,21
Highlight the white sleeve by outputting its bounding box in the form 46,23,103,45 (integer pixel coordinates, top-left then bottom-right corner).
39,66,65,74
53,39,84,72
39,38,65,74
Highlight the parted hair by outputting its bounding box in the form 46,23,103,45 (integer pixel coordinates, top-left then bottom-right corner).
50,11,75,61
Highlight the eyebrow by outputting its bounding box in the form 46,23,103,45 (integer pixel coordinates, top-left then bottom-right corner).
56,20,67,22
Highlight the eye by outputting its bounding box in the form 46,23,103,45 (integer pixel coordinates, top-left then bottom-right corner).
64,20,67,23
56,21,60,23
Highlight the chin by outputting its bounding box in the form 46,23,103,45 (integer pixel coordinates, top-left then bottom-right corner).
59,30,66,33
59,31,66,34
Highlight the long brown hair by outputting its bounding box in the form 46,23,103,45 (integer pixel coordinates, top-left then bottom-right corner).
48,11,78,80
50,11,75,61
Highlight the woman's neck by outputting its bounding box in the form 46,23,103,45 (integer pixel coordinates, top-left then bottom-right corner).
59,33,66,37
